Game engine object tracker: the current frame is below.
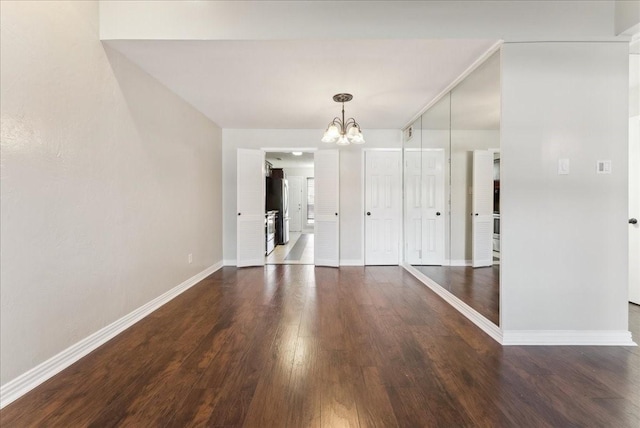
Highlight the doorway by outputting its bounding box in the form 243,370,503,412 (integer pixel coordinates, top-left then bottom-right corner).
264,151,315,265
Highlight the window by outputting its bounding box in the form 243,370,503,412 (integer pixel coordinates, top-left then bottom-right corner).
307,177,314,224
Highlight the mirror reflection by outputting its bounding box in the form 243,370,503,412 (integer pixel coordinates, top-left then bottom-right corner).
404,93,450,267
405,51,501,326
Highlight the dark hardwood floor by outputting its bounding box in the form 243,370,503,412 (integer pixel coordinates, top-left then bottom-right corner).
1,266,638,427
415,265,500,325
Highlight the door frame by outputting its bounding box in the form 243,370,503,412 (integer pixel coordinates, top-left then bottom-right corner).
361,148,402,265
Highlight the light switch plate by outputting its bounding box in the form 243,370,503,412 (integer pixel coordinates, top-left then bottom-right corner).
558,158,570,175
596,160,611,174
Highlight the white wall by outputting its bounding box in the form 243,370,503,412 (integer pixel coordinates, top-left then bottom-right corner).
500,42,629,332
222,129,401,264
0,1,222,385
284,167,314,177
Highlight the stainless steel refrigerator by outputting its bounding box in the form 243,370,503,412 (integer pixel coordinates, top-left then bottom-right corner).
266,177,289,245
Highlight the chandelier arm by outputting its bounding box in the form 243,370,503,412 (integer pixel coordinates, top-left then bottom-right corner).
330,117,346,133
327,117,343,129
344,118,358,129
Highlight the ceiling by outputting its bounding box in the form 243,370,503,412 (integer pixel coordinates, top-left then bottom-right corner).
450,50,501,130
105,39,498,130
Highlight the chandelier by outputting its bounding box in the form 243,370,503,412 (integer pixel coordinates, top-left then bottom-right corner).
321,93,365,145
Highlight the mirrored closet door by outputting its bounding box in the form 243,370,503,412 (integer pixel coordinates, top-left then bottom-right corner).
404,50,501,326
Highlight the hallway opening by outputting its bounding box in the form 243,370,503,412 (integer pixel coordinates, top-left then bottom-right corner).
265,151,315,265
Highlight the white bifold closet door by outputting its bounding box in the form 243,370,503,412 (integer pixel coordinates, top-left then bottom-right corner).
314,150,340,267
472,150,494,268
629,115,640,305
236,149,265,267
404,150,423,265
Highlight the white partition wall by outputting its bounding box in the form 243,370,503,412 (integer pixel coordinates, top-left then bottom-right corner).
500,42,632,344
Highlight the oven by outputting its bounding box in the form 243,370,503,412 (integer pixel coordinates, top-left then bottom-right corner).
266,211,276,255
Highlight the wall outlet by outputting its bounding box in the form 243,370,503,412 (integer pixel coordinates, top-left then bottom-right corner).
188,253,193,264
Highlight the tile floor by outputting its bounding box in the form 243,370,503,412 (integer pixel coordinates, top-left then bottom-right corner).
265,232,314,265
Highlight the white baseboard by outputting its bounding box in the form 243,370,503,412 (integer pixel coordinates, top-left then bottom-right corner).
340,259,364,266
502,330,637,346
226,259,366,267
402,263,503,343
402,263,637,348
0,261,223,409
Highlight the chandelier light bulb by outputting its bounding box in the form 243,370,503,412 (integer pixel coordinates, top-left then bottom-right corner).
326,125,340,139
336,135,350,146
321,131,338,143
351,129,365,144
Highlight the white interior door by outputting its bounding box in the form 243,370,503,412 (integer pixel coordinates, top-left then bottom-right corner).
422,150,446,265
405,150,422,264
237,149,265,267
288,176,303,232
365,150,401,265
629,114,640,305
314,150,339,267
472,150,494,268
